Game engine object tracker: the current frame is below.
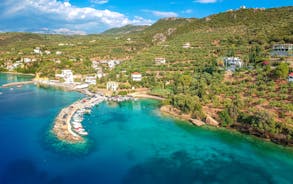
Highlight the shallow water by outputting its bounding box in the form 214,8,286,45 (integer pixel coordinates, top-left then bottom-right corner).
0,73,293,184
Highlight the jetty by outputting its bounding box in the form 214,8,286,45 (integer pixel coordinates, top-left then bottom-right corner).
1,80,34,88
53,94,106,143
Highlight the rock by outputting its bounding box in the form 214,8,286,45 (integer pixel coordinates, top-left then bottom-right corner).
189,119,205,126
205,116,220,127
152,33,167,43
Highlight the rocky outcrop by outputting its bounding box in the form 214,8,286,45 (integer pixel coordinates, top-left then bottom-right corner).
189,119,205,126
152,33,167,43
205,116,220,127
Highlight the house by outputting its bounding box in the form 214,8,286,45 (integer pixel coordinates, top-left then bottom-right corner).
155,58,166,65
96,68,104,79
55,70,74,84
270,44,293,57
108,60,121,69
92,60,99,70
85,76,97,85
182,42,191,49
56,51,62,55
106,81,119,91
131,72,142,81
44,50,51,55
288,73,293,82
33,47,42,54
223,57,243,71
23,58,32,63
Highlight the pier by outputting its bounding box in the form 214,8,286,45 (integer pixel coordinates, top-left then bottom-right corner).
53,95,106,143
1,80,34,88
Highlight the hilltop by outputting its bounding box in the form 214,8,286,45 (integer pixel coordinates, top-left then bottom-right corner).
101,24,149,35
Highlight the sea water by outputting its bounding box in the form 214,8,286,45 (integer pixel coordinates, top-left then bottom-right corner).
0,73,293,184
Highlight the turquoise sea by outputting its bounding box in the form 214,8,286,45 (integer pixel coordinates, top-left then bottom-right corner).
0,73,293,184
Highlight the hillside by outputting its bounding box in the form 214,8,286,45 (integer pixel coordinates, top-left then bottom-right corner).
102,25,149,35
0,6,292,145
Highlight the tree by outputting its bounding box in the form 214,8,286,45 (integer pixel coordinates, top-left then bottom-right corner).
219,109,233,127
274,63,289,79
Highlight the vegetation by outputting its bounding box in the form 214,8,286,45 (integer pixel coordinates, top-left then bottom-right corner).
0,6,292,145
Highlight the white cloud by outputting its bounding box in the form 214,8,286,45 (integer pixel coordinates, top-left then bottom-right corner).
195,0,217,3
0,0,153,33
90,0,109,4
143,10,178,17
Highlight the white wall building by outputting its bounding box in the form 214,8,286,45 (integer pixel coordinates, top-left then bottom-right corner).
33,47,42,54
131,72,142,82
182,42,191,49
56,51,62,55
223,57,243,71
85,76,97,85
108,60,121,69
155,58,166,65
55,70,74,84
289,73,293,83
106,81,119,91
23,58,32,63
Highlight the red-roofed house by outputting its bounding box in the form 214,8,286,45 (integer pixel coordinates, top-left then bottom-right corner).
131,72,142,82
288,73,293,82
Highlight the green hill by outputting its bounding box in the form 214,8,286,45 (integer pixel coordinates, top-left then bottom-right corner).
102,24,149,35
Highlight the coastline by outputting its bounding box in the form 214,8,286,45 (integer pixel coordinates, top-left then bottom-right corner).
2,77,292,147
0,72,35,76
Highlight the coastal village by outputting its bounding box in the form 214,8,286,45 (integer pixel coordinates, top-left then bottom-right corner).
0,7,292,146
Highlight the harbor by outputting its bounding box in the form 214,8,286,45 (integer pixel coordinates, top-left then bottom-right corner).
52,94,136,143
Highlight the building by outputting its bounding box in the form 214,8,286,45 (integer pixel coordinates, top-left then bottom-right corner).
106,81,119,91
182,42,191,49
56,51,62,55
155,58,166,65
33,47,42,54
108,60,121,69
85,76,97,85
92,60,99,70
131,72,142,82
96,68,104,79
271,44,293,57
223,57,243,71
44,50,51,55
288,73,293,82
55,70,74,84
23,58,32,63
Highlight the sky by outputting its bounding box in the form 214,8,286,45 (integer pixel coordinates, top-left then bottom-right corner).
0,0,292,34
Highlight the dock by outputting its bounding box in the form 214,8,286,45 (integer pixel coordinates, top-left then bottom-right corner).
53,95,106,143
1,81,34,88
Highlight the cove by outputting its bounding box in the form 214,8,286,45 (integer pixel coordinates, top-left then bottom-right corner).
0,73,293,184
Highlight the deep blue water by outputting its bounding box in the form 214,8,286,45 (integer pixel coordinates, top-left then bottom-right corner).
0,73,293,184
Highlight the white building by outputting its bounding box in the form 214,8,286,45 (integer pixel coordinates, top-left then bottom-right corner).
85,76,97,85
23,58,32,63
223,57,243,71
55,70,74,84
108,60,121,69
92,60,99,70
155,58,166,65
289,73,293,82
131,72,142,82
44,50,51,55
182,42,191,49
33,47,42,54
56,51,62,55
106,81,119,91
